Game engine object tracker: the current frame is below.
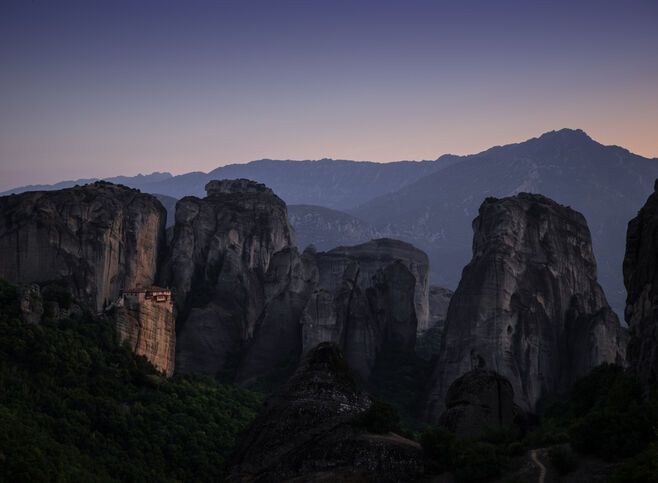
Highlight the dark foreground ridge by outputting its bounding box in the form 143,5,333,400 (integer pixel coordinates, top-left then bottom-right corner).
228,342,423,482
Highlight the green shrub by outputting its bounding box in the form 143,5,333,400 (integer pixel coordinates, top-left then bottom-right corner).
354,400,401,434
41,284,73,310
610,443,658,483
420,427,509,481
452,440,507,482
421,427,456,473
548,445,578,475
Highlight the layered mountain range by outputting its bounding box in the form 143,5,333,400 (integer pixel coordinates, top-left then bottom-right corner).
3,130,658,480
6,129,658,316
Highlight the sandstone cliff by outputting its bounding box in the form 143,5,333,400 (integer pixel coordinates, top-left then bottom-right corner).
169,179,295,377
300,239,422,381
323,239,430,332
425,193,626,419
624,180,658,387
228,343,423,482
113,289,176,376
235,247,318,386
168,179,429,385
0,182,166,313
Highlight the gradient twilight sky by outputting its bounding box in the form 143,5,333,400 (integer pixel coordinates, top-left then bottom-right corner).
1,0,657,191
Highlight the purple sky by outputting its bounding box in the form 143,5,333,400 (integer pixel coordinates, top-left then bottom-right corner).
1,0,657,190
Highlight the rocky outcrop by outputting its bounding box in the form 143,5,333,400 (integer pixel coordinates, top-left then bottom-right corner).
425,193,626,419
300,240,422,380
0,182,166,312
168,178,429,385
170,179,295,377
113,288,176,376
428,285,453,333
322,239,430,332
236,247,319,386
228,343,423,482
624,180,658,387
438,369,521,439
18,284,44,324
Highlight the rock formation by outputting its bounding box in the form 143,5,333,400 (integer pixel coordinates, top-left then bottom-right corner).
235,247,319,386
322,239,430,332
18,284,44,324
113,288,176,376
425,193,626,419
0,182,166,312
169,179,295,377
228,343,423,482
438,369,521,439
624,180,658,387
169,177,429,386
300,239,422,380
428,285,453,333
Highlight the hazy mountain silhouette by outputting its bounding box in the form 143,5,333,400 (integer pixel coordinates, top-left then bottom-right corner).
287,204,380,251
0,172,173,196
137,158,455,209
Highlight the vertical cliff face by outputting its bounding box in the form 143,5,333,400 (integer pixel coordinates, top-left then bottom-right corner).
300,240,420,381
324,239,430,332
228,343,423,482
236,247,319,385
624,180,658,387
114,289,176,376
170,179,295,377
0,182,166,313
425,193,626,419
428,285,453,333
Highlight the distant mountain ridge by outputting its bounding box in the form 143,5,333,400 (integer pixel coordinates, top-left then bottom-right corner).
4,129,657,314
287,204,380,251
1,172,173,196
352,129,658,314
2,157,456,210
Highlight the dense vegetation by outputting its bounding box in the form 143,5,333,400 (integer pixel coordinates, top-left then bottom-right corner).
3,276,658,482
419,364,658,482
0,280,262,482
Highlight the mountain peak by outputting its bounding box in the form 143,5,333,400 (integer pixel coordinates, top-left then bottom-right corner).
537,128,592,142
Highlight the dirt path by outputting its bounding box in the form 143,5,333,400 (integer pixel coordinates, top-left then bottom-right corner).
531,449,547,483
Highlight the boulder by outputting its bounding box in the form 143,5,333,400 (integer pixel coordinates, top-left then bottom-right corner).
438,369,521,439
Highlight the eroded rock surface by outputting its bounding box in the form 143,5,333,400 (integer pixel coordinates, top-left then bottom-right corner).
236,247,319,386
624,180,658,387
323,239,429,332
169,179,295,377
113,288,176,376
301,240,422,380
425,193,626,419
428,285,453,333
0,182,166,312
228,343,423,482
438,369,521,439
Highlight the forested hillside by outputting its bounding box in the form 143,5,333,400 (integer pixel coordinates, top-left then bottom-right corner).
0,280,261,482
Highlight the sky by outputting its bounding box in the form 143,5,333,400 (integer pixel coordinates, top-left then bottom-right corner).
1,0,657,191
